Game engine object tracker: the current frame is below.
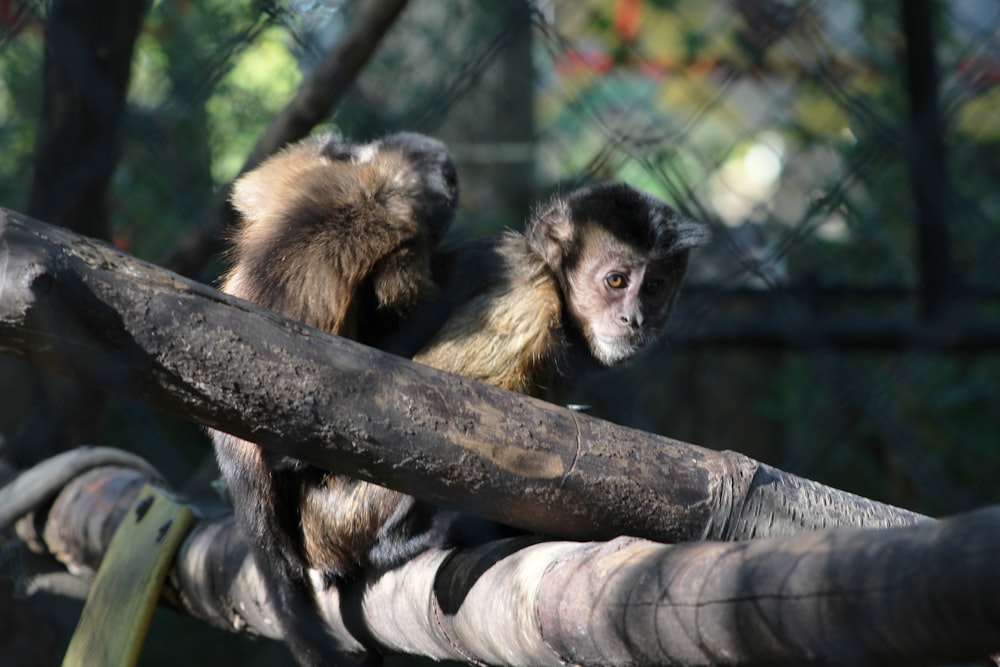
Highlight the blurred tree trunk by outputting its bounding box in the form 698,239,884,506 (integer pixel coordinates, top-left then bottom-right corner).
28,0,147,234
1,0,147,465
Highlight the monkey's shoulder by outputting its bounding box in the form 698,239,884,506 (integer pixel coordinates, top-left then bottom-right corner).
414,233,566,395
433,232,555,299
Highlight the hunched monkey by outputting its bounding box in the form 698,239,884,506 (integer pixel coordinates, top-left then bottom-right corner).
212,132,707,666
212,131,459,666
219,131,457,342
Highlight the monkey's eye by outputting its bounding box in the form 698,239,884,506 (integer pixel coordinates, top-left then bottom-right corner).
642,279,662,294
605,273,628,289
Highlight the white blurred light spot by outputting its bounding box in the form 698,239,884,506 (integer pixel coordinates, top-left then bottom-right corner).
815,212,850,242
743,142,782,189
711,132,787,227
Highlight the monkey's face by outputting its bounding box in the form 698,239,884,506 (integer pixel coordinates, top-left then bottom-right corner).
528,182,707,367
564,226,687,366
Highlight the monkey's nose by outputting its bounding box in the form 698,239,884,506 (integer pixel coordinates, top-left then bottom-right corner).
620,311,643,328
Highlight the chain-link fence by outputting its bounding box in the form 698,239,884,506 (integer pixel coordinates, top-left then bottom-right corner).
2,0,999,521
525,1,1000,515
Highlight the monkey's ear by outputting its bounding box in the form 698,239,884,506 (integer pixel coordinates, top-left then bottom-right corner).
668,216,711,254
526,199,576,270
645,196,710,257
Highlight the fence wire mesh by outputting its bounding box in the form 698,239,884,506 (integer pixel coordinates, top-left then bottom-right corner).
1,0,998,517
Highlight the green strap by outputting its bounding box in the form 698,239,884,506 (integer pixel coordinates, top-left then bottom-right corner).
63,485,196,667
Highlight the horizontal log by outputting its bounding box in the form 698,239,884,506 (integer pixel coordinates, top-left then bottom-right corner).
35,463,1000,666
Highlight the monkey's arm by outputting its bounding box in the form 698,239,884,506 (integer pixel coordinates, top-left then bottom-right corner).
212,433,352,667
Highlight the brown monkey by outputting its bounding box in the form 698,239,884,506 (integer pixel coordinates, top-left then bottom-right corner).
220,131,456,341
412,182,707,402
213,134,707,666
212,131,458,667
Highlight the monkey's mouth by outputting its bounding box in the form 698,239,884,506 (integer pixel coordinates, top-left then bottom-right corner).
592,331,649,366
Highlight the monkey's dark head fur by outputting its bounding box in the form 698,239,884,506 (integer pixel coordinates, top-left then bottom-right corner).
223,131,459,339
373,132,459,244
527,182,707,273
318,132,459,246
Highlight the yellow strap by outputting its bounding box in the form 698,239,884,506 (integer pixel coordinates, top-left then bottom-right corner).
63,484,196,667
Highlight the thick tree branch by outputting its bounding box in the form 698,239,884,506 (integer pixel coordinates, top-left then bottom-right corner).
160,0,411,277
0,209,927,544
18,462,1000,666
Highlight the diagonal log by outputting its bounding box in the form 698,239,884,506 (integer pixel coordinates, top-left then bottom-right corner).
0,208,925,544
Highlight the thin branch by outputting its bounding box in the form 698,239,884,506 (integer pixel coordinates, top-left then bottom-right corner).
670,312,1000,350
160,0,411,278
901,0,953,320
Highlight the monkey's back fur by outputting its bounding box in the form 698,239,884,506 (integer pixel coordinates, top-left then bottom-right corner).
223,132,453,339
414,233,566,398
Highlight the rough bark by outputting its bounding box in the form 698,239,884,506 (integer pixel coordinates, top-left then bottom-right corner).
20,463,1000,666
0,209,927,545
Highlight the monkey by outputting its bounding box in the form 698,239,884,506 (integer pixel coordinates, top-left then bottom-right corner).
211,130,459,667
410,182,708,403
218,131,457,342
211,132,708,666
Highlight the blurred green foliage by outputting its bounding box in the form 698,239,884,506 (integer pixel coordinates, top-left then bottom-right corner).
530,0,1000,513
0,31,41,212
